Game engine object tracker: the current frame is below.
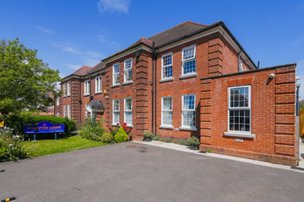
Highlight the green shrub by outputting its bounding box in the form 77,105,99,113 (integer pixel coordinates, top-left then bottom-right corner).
2,113,76,135
186,136,200,150
143,131,154,141
0,130,28,162
100,132,113,144
79,120,104,141
114,127,129,143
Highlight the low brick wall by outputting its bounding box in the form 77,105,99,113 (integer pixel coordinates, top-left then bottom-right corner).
200,64,298,166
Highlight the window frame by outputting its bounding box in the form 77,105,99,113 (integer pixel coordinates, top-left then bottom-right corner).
112,63,120,85
181,45,196,76
112,99,120,125
161,96,173,128
161,52,173,80
181,94,196,130
63,105,67,118
124,58,133,83
84,80,90,96
62,83,67,97
56,97,60,106
95,76,102,93
124,97,133,127
67,105,71,119
67,81,71,96
227,85,252,133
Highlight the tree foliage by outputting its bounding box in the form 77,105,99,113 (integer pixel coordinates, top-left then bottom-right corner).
0,39,60,114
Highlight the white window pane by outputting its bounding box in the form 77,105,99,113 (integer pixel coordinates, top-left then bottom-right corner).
162,54,172,66
113,112,120,124
163,65,173,78
125,98,132,110
125,112,132,125
183,95,195,110
163,111,172,125
183,47,195,60
183,59,196,74
183,111,196,127
163,97,172,110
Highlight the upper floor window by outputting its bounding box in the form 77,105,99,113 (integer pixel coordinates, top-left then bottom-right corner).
84,80,90,96
228,86,251,132
161,53,173,79
67,81,71,96
124,58,133,83
56,97,60,106
182,45,196,75
181,94,196,129
63,83,67,97
113,63,120,85
124,98,132,126
95,76,102,93
161,97,173,127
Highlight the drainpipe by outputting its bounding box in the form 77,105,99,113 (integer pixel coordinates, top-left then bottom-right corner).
237,51,242,72
79,78,82,124
152,42,157,135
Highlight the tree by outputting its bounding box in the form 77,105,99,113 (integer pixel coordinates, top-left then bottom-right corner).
0,39,60,115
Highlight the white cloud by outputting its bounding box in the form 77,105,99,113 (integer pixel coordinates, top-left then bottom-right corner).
97,0,132,13
37,26,54,34
52,42,80,54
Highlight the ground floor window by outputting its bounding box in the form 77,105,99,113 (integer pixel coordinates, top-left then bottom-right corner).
182,94,196,129
228,86,251,132
124,98,132,126
112,99,120,125
67,105,71,119
63,105,67,118
161,97,173,126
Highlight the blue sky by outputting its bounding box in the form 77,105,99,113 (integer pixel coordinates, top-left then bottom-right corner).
0,0,303,97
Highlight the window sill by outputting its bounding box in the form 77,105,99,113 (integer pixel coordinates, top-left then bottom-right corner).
111,84,121,88
160,78,173,83
160,125,174,130
83,94,90,97
122,81,133,86
126,124,133,128
179,126,197,131
224,131,255,139
179,73,197,80
95,92,103,95
111,123,120,127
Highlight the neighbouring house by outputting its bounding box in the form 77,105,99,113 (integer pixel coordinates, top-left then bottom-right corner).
56,21,298,166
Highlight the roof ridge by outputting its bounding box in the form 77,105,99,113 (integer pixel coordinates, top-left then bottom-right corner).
148,21,207,40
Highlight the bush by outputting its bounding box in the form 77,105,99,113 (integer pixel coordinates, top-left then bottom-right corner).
100,132,113,144
0,130,28,162
2,113,76,135
79,120,104,141
143,131,154,141
114,127,129,143
186,136,200,150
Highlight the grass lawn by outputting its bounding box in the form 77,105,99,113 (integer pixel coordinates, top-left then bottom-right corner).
22,135,105,157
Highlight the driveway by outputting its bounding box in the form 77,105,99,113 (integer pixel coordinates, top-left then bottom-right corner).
0,142,303,202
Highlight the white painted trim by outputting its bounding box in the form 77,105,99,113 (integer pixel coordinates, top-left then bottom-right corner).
181,45,196,76
84,80,90,96
112,63,120,86
95,76,102,93
224,131,255,139
227,85,252,133
161,52,173,80
124,58,133,83
161,96,173,127
124,97,133,126
181,94,196,128
112,99,120,125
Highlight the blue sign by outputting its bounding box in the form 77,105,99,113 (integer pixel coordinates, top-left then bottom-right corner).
23,121,65,134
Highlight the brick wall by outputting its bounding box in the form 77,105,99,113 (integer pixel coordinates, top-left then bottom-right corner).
199,64,297,166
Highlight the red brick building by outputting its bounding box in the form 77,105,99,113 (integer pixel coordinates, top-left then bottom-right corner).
57,21,298,165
